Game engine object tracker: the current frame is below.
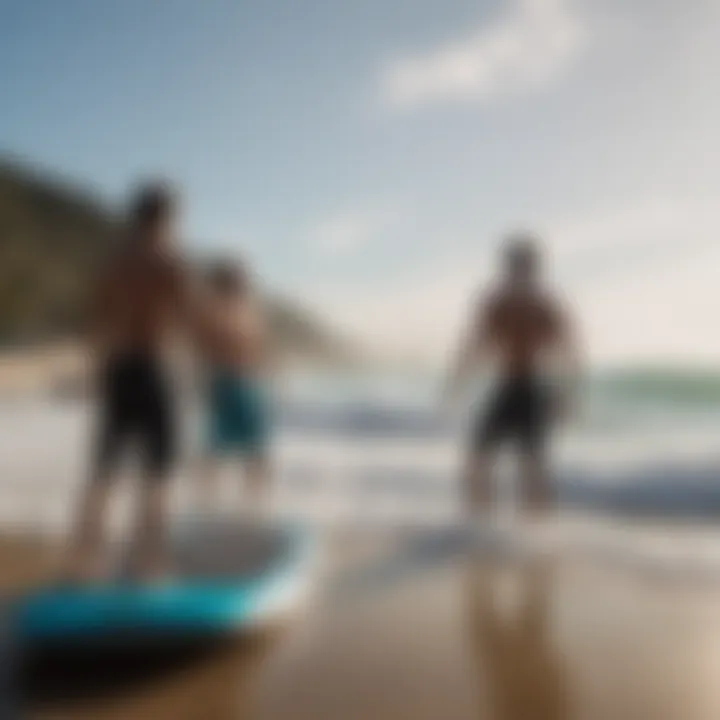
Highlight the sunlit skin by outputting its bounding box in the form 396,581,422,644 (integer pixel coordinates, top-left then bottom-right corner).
445,236,583,516
64,186,189,582
193,263,273,515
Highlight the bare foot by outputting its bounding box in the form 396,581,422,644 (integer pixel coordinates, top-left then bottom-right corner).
58,548,107,585
126,551,174,585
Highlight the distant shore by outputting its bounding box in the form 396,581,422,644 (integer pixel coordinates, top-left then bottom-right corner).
0,340,369,400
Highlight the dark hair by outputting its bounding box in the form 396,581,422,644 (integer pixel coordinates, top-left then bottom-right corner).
207,260,248,297
129,182,176,228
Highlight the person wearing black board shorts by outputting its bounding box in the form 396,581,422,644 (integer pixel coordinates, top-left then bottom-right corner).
443,234,582,516
64,182,191,582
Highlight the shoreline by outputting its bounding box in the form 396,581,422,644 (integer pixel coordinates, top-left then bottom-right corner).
5,529,720,719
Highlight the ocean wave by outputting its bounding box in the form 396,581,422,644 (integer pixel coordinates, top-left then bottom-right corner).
2,397,720,525
594,368,720,407
278,400,454,439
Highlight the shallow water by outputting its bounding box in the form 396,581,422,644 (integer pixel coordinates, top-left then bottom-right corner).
10,530,720,720
2,379,720,576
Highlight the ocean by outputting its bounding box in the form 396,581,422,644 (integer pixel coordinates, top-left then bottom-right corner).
2,367,720,574
277,367,720,514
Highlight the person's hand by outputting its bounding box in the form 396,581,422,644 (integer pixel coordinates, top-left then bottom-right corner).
552,386,579,425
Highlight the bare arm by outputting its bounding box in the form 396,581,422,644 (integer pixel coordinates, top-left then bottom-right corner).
86,262,116,359
168,259,196,331
166,259,216,362
443,296,494,402
550,302,584,419
249,303,278,376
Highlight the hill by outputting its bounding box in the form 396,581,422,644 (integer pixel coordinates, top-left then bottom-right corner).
0,159,353,363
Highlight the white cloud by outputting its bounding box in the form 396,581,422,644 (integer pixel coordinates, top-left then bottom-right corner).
381,0,587,109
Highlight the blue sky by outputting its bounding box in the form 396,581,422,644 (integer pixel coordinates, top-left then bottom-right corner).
2,0,720,364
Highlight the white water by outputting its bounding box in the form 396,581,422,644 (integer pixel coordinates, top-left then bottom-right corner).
3,381,720,578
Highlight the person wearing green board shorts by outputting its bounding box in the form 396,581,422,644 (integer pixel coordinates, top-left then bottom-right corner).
194,260,274,514
443,234,583,518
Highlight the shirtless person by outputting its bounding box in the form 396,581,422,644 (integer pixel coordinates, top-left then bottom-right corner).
444,235,581,515
65,183,189,581
194,261,272,513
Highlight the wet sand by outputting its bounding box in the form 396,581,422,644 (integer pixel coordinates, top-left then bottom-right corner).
5,530,720,720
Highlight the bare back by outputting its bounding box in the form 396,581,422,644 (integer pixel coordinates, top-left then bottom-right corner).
480,287,564,376
199,298,267,373
93,243,185,356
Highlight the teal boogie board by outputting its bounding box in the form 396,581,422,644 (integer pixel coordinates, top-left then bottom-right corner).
12,518,317,646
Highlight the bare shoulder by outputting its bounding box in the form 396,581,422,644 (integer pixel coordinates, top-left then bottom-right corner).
476,284,504,315
147,248,189,291
96,245,132,289
239,298,265,330
540,288,569,316
152,247,185,273
538,288,573,335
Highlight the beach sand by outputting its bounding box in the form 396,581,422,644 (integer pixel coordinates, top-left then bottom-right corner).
0,344,85,399
5,528,720,720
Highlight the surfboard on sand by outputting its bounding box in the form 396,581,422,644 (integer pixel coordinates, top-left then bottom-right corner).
10,517,318,647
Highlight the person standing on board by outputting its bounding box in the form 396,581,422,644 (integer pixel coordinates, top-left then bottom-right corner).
64,183,191,581
193,260,273,515
444,234,582,516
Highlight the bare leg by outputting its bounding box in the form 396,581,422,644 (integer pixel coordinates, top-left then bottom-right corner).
64,476,115,582
519,451,554,516
463,451,493,517
196,453,221,512
129,479,170,580
243,453,270,516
